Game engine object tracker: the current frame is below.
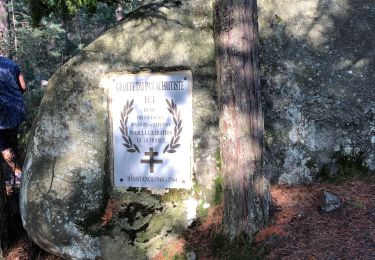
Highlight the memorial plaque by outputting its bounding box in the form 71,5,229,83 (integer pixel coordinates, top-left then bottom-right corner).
109,71,193,188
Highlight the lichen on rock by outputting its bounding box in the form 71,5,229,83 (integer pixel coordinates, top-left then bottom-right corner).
259,0,375,184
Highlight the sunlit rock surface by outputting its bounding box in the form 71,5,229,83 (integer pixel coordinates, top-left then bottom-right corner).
259,0,375,183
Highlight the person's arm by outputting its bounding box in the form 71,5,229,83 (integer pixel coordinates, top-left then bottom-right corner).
17,73,26,93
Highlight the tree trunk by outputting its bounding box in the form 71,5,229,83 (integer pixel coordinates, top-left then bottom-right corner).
0,163,6,257
0,0,7,35
9,0,16,55
213,0,271,240
0,0,8,55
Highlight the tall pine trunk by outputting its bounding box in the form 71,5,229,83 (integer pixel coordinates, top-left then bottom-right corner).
0,164,6,257
0,0,8,256
213,0,271,240
0,0,7,37
0,0,8,55
9,0,16,55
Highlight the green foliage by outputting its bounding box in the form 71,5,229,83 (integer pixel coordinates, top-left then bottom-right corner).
159,188,191,203
211,232,264,259
28,0,138,25
7,0,117,85
333,150,368,176
213,147,223,205
318,148,369,183
213,174,223,205
28,0,100,25
214,146,221,170
1,0,121,158
196,201,208,219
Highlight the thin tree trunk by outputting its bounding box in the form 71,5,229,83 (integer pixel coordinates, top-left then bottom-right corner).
0,0,8,55
10,0,16,54
60,18,70,64
0,1,9,253
0,0,7,37
213,0,271,240
0,163,6,257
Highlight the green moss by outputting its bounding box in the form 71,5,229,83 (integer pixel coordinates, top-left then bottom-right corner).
214,147,222,170
193,173,223,219
213,175,223,205
213,147,224,205
137,206,185,243
318,149,369,183
274,14,284,24
264,128,275,147
160,188,191,203
196,202,208,219
333,151,368,175
191,183,209,219
192,183,202,198
172,255,187,260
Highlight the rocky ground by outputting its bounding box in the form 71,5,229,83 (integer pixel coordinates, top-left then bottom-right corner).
2,178,375,259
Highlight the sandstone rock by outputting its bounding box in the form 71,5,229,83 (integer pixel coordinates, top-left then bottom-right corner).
20,1,218,259
258,0,375,183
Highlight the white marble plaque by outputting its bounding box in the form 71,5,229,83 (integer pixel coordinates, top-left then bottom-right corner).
109,71,193,188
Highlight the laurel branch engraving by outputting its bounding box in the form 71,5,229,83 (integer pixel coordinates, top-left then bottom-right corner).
119,99,140,153
163,98,183,154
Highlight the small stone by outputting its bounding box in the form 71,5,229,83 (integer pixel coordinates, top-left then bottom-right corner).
187,251,196,260
320,191,342,212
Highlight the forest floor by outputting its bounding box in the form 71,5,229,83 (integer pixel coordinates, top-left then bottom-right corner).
185,177,375,259
2,177,375,259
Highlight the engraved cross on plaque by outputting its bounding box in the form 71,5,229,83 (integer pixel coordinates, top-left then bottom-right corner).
141,148,163,173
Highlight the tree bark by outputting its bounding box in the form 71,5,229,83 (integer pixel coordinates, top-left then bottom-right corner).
9,0,16,54
0,0,7,37
213,0,271,240
0,163,6,257
0,0,8,55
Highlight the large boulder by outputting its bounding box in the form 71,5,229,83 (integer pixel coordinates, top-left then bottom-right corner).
258,0,375,183
20,1,218,259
